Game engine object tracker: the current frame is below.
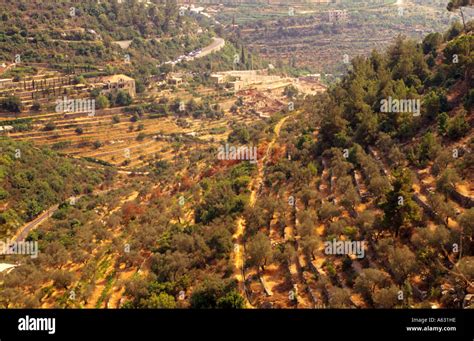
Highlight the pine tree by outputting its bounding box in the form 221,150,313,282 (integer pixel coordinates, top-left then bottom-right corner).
381,168,421,237
240,46,246,68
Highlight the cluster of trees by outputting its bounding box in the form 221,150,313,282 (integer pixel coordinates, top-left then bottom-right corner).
0,96,22,113
115,173,250,308
114,151,263,308
195,162,255,224
89,89,132,109
227,122,266,145
184,42,267,76
131,98,225,120
0,139,104,236
317,22,471,153
170,98,224,120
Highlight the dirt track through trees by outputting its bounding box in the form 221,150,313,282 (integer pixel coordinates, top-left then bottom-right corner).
232,115,290,308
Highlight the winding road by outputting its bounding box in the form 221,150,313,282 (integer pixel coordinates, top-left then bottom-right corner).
12,205,59,242
195,37,225,59
11,188,115,243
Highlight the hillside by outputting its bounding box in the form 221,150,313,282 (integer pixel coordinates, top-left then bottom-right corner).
0,138,106,237
0,1,471,311
214,0,458,75
0,1,212,87
0,1,271,87
248,23,473,308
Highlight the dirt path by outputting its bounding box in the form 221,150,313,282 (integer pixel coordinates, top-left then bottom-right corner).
232,115,290,308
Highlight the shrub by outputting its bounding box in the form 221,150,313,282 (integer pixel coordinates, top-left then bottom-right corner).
0,96,22,112
43,121,56,131
447,112,469,140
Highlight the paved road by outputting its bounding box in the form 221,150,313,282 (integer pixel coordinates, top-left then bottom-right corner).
12,188,114,242
195,37,225,59
13,204,59,242
163,37,225,66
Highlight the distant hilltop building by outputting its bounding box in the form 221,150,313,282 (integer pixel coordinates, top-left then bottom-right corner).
210,69,293,92
211,70,262,91
328,9,348,22
98,74,136,98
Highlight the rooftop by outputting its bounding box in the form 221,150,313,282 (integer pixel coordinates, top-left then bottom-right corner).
100,74,135,83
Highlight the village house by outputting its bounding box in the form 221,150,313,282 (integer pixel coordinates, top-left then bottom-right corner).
168,76,183,85
98,74,136,98
210,73,225,84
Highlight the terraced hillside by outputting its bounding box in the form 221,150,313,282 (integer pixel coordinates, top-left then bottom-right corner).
0,1,472,311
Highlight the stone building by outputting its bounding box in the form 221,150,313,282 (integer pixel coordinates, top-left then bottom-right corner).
98,74,136,98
